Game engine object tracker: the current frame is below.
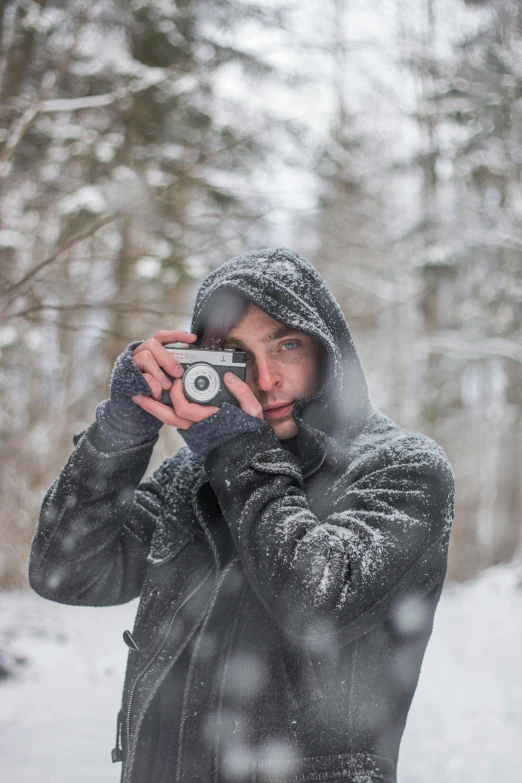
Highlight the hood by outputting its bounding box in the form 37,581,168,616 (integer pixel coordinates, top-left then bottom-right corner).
190,247,373,447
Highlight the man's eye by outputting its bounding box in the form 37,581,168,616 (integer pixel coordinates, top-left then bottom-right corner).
281,341,298,350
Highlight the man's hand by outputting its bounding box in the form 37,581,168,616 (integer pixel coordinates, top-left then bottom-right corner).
132,370,264,430
131,329,197,397
220,373,264,422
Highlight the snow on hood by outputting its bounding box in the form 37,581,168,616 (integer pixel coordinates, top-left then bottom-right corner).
190,247,373,444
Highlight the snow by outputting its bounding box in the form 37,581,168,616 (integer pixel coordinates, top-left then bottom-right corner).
0,229,26,249
58,186,107,217
24,329,44,352
399,562,522,783
0,562,520,782
133,257,162,281
0,593,131,782
0,325,18,347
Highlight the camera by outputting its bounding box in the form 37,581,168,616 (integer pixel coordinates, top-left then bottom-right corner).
160,343,247,408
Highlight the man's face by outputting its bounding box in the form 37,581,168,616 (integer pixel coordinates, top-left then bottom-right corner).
223,303,325,439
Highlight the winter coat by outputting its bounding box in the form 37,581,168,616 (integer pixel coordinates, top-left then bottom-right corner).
28,247,455,783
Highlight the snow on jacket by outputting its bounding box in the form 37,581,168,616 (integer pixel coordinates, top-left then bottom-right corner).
28,247,455,783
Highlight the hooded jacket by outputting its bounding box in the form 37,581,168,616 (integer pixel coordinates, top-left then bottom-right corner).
28,247,455,783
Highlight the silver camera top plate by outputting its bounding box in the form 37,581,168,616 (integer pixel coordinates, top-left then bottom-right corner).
163,343,246,367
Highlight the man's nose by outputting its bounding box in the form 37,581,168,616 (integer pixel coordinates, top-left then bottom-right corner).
254,359,281,391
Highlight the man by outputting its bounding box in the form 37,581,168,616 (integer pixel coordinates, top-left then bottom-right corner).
29,247,455,783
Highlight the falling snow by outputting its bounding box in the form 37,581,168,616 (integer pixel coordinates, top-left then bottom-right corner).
1,562,520,782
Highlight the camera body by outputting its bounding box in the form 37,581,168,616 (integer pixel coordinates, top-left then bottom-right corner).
160,343,247,408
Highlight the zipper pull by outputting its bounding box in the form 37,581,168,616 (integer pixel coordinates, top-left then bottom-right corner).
123,630,142,652
111,709,123,763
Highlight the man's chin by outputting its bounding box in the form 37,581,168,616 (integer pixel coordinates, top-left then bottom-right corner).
269,419,298,440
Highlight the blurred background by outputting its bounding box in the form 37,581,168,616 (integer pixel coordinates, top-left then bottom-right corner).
0,0,521,781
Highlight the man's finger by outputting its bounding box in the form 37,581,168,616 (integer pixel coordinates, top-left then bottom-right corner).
169,379,219,423
131,394,194,429
223,373,264,419
152,330,198,345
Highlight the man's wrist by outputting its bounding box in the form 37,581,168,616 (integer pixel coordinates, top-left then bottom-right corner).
94,398,162,452
177,402,268,459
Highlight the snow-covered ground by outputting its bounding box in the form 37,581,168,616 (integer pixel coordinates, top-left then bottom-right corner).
0,562,520,783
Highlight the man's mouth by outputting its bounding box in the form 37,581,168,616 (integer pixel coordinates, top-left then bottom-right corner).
263,402,294,420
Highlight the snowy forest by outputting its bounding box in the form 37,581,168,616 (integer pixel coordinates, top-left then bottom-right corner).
0,0,521,780
1,0,521,587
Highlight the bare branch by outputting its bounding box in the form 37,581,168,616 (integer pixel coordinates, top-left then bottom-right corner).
1,121,283,311
0,5,99,177
20,315,136,343
417,333,522,366
2,212,122,299
39,71,193,114
19,313,193,345
7,301,174,320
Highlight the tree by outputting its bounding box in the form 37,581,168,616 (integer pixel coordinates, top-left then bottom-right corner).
0,0,306,587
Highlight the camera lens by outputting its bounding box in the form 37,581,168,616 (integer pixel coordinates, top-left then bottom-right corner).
194,376,210,392
184,362,220,402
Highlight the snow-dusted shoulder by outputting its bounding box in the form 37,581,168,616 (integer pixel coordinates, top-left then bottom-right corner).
205,408,455,651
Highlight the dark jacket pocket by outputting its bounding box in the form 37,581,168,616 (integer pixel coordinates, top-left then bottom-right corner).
251,751,396,783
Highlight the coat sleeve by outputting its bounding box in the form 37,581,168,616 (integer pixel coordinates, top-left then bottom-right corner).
28,421,181,607
204,426,455,651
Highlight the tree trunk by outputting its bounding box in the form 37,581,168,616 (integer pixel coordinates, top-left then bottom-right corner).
0,0,47,101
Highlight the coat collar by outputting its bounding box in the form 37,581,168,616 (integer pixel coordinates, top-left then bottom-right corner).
188,421,334,544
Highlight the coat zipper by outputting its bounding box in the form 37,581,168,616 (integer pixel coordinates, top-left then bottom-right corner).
111,709,123,762
122,566,214,783
174,554,241,783
119,452,325,779
123,475,221,783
